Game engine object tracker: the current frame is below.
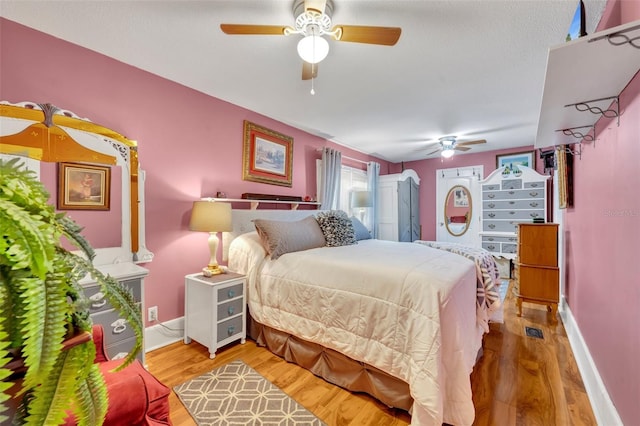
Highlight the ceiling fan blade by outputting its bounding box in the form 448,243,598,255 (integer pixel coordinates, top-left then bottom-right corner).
302,62,318,80
457,139,487,146
332,25,401,45
426,148,442,156
455,146,472,152
220,24,288,36
304,0,327,14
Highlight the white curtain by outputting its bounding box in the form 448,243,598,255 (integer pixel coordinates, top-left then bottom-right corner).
320,147,342,210
367,161,380,238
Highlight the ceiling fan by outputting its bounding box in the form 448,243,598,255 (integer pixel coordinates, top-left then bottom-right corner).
220,0,401,82
426,137,487,158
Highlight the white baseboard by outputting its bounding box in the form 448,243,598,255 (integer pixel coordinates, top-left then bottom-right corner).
145,316,185,352
560,298,622,426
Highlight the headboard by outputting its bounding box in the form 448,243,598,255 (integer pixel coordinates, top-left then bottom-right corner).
222,209,322,261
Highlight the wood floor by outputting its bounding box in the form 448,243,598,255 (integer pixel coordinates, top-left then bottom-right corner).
146,281,596,425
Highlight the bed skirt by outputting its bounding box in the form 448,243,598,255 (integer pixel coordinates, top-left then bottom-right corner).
249,316,413,412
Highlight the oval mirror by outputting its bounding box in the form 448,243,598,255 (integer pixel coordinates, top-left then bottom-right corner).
444,185,472,236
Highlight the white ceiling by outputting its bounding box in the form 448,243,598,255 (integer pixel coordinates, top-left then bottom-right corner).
1,0,607,163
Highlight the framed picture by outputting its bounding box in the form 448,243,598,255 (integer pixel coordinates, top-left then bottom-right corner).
58,162,111,210
453,188,469,207
496,151,535,172
242,120,293,187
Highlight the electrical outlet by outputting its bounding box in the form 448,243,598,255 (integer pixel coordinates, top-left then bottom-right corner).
148,306,158,322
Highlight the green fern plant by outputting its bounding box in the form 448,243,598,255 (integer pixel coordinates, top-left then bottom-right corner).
0,157,143,425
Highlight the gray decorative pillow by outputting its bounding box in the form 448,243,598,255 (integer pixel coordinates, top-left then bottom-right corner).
315,210,357,247
351,216,371,240
254,216,326,260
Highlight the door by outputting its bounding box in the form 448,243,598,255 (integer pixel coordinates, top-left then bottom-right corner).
436,166,483,246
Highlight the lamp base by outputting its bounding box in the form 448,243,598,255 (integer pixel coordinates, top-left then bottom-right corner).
202,264,225,277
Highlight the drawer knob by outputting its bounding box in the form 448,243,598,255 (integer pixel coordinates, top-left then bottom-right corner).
509,201,515,205
487,194,495,199
488,245,496,250
509,191,515,195
488,203,495,208
530,183,539,187
529,191,539,197
530,202,539,207
487,237,494,241
227,325,235,336
228,306,235,316
509,211,515,215
488,213,495,218
228,289,235,298
488,224,496,229
111,319,127,334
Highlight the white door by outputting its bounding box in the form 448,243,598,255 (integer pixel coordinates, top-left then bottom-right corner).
435,166,483,246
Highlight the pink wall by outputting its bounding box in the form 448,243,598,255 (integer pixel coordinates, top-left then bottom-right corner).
0,18,390,325
391,146,546,240
562,2,640,423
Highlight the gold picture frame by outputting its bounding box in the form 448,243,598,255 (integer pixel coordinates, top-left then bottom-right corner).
242,120,293,187
58,162,111,210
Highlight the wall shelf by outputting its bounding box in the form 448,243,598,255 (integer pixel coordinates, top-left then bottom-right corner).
209,198,320,210
535,20,640,149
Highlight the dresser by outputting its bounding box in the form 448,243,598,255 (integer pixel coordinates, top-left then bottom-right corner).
184,272,246,358
80,262,148,363
480,165,549,259
515,223,559,321
378,169,420,242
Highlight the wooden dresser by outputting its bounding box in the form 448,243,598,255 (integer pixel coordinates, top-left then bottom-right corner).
515,223,559,321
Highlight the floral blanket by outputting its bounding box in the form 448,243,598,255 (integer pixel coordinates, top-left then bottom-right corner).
415,240,502,331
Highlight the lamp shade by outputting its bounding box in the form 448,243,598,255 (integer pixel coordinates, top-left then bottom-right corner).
189,201,232,232
297,35,330,64
441,148,455,158
350,191,372,208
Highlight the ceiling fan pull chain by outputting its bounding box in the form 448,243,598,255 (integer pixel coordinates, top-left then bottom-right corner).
311,72,316,95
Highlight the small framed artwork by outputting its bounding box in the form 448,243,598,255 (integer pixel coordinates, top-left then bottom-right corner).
496,151,535,172
58,162,111,210
453,188,469,207
242,120,293,187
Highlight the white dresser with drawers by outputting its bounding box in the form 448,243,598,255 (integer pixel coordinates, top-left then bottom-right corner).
480,165,549,259
80,262,148,363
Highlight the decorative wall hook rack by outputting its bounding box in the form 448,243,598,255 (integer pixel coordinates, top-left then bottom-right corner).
560,143,583,160
555,125,595,142
589,22,640,49
564,95,619,125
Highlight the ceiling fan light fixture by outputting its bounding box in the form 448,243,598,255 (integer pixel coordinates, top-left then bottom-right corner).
441,148,455,158
297,35,329,64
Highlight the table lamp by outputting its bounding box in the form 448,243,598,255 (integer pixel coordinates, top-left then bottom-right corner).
189,200,232,276
350,190,372,222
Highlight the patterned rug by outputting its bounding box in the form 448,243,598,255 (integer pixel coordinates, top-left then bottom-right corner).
174,360,325,426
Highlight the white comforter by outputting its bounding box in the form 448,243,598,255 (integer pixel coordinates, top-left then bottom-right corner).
229,233,486,426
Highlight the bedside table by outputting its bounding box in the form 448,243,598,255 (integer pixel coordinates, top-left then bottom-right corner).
184,272,246,358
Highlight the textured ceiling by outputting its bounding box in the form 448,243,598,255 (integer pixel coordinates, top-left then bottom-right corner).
0,0,607,162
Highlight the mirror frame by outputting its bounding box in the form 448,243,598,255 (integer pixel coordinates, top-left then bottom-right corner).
444,184,472,237
0,101,152,265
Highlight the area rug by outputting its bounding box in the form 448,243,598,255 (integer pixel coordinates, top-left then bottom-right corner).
174,360,325,426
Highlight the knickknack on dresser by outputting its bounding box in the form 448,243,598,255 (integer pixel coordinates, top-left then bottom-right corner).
479,165,550,259
0,101,154,361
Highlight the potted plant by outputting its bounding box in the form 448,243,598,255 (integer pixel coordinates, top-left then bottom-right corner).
0,158,143,425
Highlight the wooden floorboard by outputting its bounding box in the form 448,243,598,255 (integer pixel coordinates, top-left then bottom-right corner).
146,281,596,425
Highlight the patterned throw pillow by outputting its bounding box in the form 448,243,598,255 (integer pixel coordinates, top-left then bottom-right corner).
315,210,357,247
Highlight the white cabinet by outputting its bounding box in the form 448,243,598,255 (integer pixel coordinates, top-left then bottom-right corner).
184,272,246,358
80,262,148,363
480,166,550,259
378,169,420,242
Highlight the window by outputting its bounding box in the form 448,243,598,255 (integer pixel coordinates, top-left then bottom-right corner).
316,159,368,216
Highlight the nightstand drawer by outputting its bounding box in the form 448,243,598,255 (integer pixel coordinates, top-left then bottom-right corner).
83,279,142,314
105,336,142,363
217,283,243,302
217,298,244,321
93,309,137,347
217,316,244,342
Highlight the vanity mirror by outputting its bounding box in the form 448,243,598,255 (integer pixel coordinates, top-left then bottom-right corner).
0,101,152,265
444,185,472,237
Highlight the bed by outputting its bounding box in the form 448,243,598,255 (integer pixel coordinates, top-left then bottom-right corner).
225,209,500,426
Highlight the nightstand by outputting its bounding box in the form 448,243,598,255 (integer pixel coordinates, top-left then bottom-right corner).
184,272,246,358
